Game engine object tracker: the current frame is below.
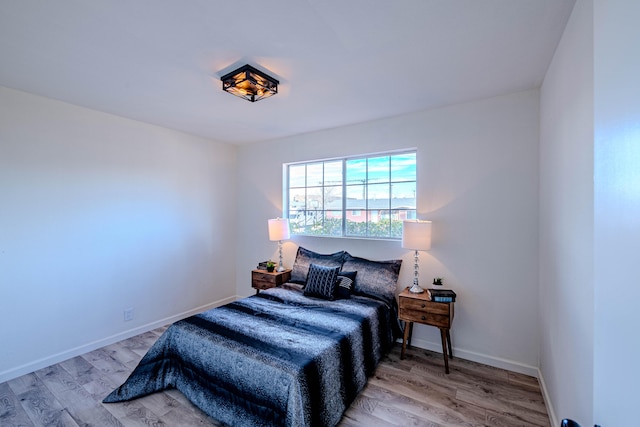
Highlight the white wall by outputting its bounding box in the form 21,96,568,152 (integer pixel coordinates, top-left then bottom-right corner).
236,90,540,373
593,0,640,424
0,86,237,382
539,1,594,425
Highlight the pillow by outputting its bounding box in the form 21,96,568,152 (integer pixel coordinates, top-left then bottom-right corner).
342,253,402,305
335,271,357,299
290,247,345,284
303,264,340,300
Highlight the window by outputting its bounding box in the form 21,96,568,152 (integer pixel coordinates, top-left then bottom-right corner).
286,150,416,239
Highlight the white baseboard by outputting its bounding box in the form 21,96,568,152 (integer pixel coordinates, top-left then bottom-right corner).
537,368,558,427
0,296,237,384
401,336,539,377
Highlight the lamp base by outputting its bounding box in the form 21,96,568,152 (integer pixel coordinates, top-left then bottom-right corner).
408,284,425,294
277,266,285,272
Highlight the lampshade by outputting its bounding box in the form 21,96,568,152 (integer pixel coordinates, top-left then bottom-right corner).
402,220,432,251
221,64,279,102
268,218,290,241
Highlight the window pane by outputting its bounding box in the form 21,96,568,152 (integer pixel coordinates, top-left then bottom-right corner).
324,185,342,209
389,213,403,238
368,210,391,237
306,187,322,210
289,164,306,187
303,210,324,234
324,161,342,186
346,218,367,236
391,153,416,182
346,158,366,185
367,156,390,183
307,163,323,187
393,209,416,221
289,210,306,233
346,185,366,209
323,211,343,236
391,182,416,208
367,183,390,206
289,188,306,211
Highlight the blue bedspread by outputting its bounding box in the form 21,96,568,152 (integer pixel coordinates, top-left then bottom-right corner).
103,284,396,427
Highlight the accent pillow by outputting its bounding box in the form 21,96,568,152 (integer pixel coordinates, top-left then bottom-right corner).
342,253,402,305
335,271,357,300
290,247,346,284
303,264,340,300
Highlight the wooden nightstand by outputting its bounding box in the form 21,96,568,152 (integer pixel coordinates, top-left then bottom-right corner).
398,287,455,374
251,269,291,293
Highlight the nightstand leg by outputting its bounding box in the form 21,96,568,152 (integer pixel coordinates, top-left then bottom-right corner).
401,321,412,360
446,329,453,359
440,328,450,374
407,322,414,347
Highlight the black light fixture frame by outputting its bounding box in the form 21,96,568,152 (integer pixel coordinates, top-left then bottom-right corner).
220,64,279,102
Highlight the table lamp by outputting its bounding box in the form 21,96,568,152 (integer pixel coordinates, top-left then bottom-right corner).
402,219,432,294
268,218,290,272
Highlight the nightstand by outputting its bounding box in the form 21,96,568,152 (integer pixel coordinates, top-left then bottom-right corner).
251,269,291,293
398,287,455,374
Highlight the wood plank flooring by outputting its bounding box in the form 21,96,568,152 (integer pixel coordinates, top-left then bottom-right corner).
0,327,550,426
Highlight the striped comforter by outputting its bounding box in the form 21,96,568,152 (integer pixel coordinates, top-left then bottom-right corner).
103,283,396,427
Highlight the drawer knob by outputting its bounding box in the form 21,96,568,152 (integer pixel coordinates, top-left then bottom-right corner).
421,315,426,321
421,303,426,308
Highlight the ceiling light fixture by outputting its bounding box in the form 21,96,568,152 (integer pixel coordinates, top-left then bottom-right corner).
220,64,279,102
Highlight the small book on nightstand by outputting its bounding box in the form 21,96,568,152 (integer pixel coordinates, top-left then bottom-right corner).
427,288,456,302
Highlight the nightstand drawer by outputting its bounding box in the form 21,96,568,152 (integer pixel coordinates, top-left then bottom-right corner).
253,272,275,283
251,269,291,293
400,298,450,315
400,309,451,328
252,279,275,290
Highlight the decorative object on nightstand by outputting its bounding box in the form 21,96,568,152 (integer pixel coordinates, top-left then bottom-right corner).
432,277,443,286
402,219,432,294
266,261,276,272
398,287,455,373
428,288,456,302
268,218,290,272
251,269,291,293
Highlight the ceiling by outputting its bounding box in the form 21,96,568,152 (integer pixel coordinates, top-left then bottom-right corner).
0,0,575,145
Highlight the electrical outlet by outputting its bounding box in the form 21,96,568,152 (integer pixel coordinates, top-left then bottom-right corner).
124,308,134,322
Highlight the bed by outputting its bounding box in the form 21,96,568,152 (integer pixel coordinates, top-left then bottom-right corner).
103,248,402,427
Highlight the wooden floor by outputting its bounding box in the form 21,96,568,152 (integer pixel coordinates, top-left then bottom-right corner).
0,327,550,427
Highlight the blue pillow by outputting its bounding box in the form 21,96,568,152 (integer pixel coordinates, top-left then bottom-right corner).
342,253,402,305
335,271,357,299
290,247,345,284
303,264,340,300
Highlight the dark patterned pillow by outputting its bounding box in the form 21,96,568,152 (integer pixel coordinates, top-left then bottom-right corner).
335,271,357,299
303,264,340,300
342,253,402,305
290,247,346,284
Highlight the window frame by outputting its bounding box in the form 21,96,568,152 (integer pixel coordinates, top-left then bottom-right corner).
284,149,417,240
